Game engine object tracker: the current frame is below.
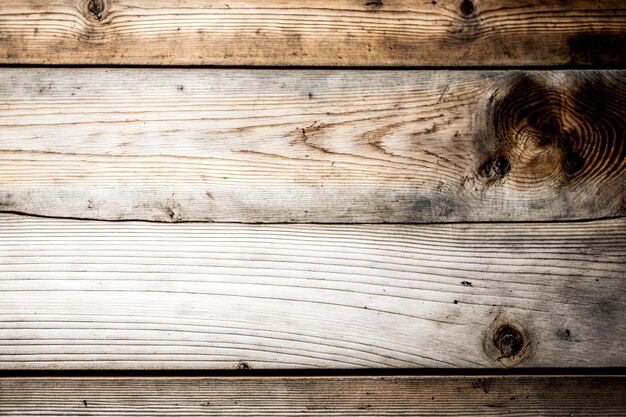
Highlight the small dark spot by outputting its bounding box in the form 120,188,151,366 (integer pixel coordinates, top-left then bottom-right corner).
453,300,458,304
177,85,185,92
201,402,210,407
558,328,572,340
510,396,515,401
432,396,435,400
461,280,472,287
494,324,524,358
308,92,313,99
236,361,250,370
432,0,436,4
83,400,88,407
460,0,474,16
206,192,214,199
365,0,383,6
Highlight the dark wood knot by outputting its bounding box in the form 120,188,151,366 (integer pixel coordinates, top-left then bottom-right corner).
460,0,475,16
479,155,510,181
494,324,524,358
87,0,106,20
484,315,532,367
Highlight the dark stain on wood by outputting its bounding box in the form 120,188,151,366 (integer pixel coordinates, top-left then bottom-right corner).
365,0,383,8
0,193,14,209
568,33,626,66
471,378,489,393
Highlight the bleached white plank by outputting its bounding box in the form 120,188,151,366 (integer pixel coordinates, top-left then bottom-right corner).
0,214,624,369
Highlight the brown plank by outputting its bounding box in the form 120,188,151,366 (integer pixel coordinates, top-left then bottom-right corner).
1,376,625,416
0,69,624,223
1,214,624,370
1,0,625,66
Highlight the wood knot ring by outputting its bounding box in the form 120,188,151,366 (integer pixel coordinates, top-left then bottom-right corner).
484,315,532,367
86,0,106,20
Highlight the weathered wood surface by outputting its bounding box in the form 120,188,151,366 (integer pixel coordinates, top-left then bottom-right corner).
1,214,624,370
1,69,624,223
1,0,625,66
1,376,625,416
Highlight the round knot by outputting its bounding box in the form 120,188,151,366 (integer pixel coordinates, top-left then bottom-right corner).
494,324,524,358
86,0,106,21
460,0,475,16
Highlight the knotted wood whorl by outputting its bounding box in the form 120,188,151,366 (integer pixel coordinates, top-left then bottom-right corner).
474,72,625,216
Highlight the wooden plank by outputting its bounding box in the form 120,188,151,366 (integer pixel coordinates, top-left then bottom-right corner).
0,69,624,223
1,0,625,66
0,214,624,370
1,376,625,416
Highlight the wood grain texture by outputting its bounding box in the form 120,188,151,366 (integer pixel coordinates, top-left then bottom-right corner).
1,214,624,370
1,0,626,66
2,376,625,416
1,69,624,223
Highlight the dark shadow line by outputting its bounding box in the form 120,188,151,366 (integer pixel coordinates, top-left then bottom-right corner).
0,64,624,71
1,367,625,378
0,209,623,226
